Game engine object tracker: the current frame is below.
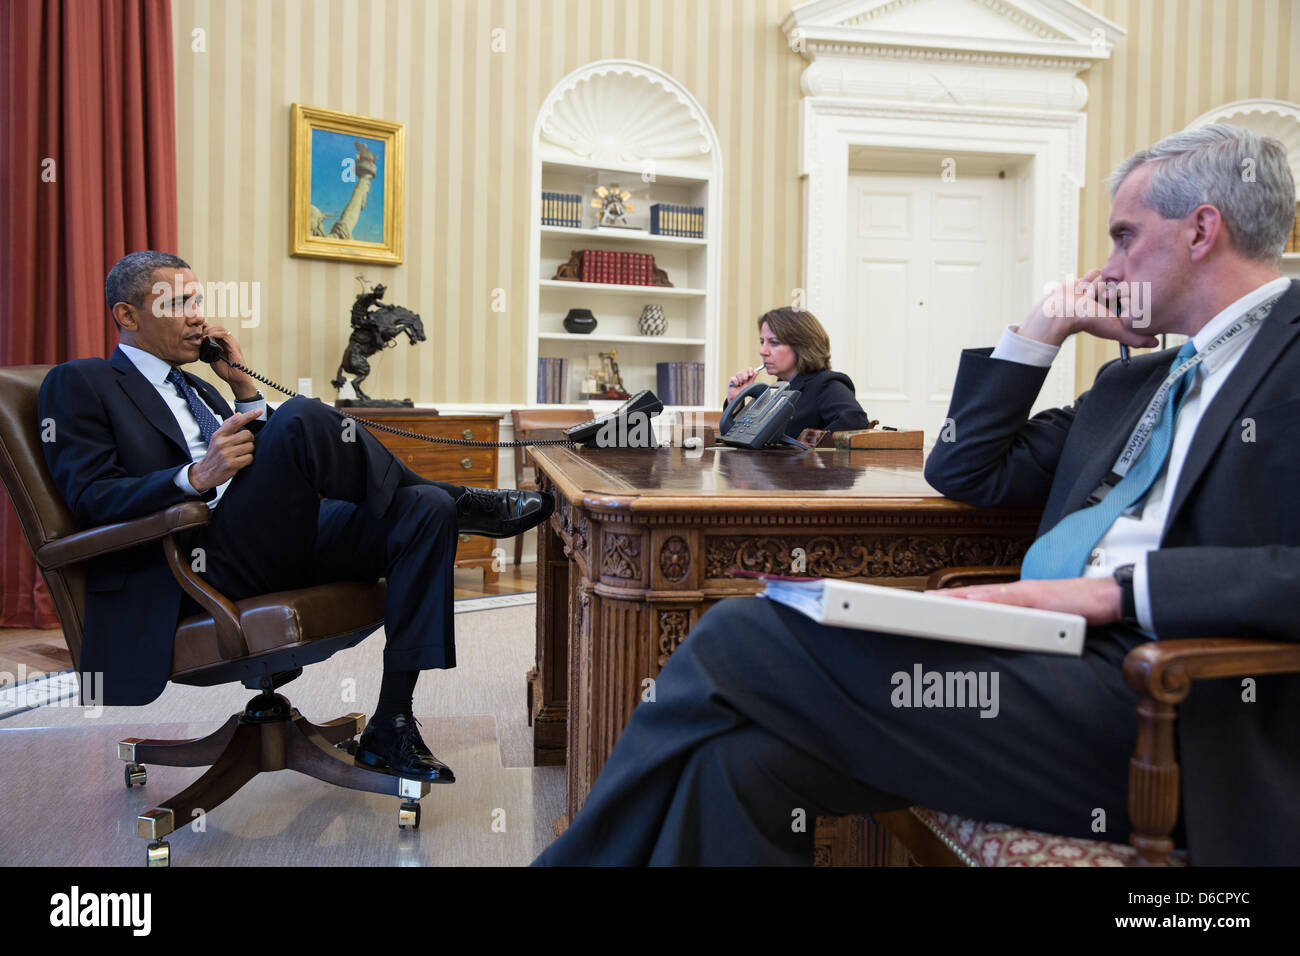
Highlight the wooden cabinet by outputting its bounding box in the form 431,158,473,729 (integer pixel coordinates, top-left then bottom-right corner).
353,408,504,583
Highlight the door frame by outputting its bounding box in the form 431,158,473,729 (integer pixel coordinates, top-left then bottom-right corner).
799,100,1084,412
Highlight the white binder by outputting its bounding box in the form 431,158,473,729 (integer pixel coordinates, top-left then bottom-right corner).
758,577,1086,656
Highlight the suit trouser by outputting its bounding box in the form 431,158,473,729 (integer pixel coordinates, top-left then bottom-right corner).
533,596,1150,865
187,396,459,671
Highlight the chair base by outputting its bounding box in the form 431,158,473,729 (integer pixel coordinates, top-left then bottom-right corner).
118,691,436,866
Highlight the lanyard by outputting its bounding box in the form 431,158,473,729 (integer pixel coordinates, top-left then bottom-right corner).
1084,292,1282,505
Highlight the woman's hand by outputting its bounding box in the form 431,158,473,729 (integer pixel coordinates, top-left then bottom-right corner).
726,367,762,404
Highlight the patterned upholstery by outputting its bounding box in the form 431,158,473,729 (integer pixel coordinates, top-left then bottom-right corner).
910,808,1190,867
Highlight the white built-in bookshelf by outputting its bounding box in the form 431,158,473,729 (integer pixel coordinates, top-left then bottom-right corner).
527,61,721,410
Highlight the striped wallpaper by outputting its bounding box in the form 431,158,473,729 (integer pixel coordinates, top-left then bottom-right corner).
172,0,1300,405
171,0,805,406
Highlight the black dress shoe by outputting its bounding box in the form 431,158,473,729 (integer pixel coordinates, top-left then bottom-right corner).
354,713,455,782
455,486,554,538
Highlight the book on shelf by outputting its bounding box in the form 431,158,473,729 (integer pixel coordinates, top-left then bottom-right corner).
656,361,706,405
575,249,656,286
537,356,570,404
650,203,705,239
656,362,675,405
541,191,582,228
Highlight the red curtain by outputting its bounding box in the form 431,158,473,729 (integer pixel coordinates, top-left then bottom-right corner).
0,0,178,627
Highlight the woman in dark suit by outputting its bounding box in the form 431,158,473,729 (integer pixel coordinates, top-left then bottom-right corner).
724,307,871,438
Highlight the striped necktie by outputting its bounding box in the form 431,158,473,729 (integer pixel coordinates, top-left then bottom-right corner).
166,367,222,444
1019,340,1198,580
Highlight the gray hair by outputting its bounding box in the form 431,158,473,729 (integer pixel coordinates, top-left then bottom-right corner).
1107,124,1295,262
105,250,191,313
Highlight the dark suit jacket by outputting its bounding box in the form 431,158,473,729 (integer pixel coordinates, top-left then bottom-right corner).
723,369,871,439
924,279,1300,865
38,347,268,705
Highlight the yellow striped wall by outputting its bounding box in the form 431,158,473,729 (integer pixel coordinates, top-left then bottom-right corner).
1076,0,1300,383
172,0,804,406
173,0,1300,405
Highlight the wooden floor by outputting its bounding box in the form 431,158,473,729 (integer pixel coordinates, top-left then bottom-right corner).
0,563,537,682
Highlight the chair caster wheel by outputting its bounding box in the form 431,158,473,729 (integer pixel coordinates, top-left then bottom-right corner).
124,763,147,788
146,840,170,867
398,800,421,830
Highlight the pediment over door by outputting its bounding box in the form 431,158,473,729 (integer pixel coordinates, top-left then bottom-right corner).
782,0,1123,106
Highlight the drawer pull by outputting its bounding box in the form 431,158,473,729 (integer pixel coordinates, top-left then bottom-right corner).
458,533,471,543
462,428,474,440
461,457,473,469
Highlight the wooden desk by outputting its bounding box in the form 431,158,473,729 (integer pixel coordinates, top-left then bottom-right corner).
526,444,1042,847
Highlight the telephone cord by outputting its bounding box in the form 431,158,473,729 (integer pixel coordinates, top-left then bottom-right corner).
228,362,577,449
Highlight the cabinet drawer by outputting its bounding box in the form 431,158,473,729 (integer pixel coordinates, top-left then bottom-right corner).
363,415,499,483
405,447,495,479
370,419,496,442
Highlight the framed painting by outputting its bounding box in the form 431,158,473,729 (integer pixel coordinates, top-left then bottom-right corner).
290,104,404,264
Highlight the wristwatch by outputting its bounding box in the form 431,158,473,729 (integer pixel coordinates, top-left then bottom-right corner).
1113,563,1138,625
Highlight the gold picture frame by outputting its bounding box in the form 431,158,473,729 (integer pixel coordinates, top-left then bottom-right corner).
290,103,404,264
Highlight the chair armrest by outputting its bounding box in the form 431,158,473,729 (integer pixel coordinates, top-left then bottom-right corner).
1123,638,1300,704
1122,637,1300,865
36,502,212,570
925,565,1021,590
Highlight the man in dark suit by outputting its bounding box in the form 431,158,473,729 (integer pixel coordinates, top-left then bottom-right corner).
39,250,552,780
534,124,1299,865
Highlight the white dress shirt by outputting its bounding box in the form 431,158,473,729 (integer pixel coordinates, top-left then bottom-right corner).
117,343,267,509
990,276,1291,633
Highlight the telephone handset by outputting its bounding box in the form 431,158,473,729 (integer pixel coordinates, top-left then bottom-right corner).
198,336,227,365
197,337,660,450
718,382,807,450
565,390,665,447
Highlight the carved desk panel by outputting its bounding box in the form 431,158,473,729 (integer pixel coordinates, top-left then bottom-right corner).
525,445,1041,861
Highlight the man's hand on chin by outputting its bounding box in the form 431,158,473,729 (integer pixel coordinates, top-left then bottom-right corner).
931,576,1123,627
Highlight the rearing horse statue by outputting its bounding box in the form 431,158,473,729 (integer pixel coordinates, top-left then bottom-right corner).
331,283,427,403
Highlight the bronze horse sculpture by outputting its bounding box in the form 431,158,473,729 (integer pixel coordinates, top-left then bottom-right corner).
331,283,426,405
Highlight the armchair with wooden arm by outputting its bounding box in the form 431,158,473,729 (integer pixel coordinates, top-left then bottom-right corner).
857,566,1300,866
0,365,430,867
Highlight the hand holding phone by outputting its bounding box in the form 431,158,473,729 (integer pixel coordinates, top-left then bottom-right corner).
187,409,260,492
198,326,259,401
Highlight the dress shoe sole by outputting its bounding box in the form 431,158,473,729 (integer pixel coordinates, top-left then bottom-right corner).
354,741,456,783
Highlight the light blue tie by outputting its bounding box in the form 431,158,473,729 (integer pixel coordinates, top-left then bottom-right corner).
166,367,222,444
1020,340,1198,580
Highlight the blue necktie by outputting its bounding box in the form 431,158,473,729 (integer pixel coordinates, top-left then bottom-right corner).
1020,340,1199,580
166,367,222,444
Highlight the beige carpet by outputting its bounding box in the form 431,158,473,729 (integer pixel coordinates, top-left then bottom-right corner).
0,601,569,865
0,602,540,768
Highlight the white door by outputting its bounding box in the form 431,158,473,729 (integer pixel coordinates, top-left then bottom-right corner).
842,170,1019,443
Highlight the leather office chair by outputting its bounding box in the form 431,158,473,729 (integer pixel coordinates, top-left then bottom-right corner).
853,565,1300,866
0,365,433,866
509,408,592,565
